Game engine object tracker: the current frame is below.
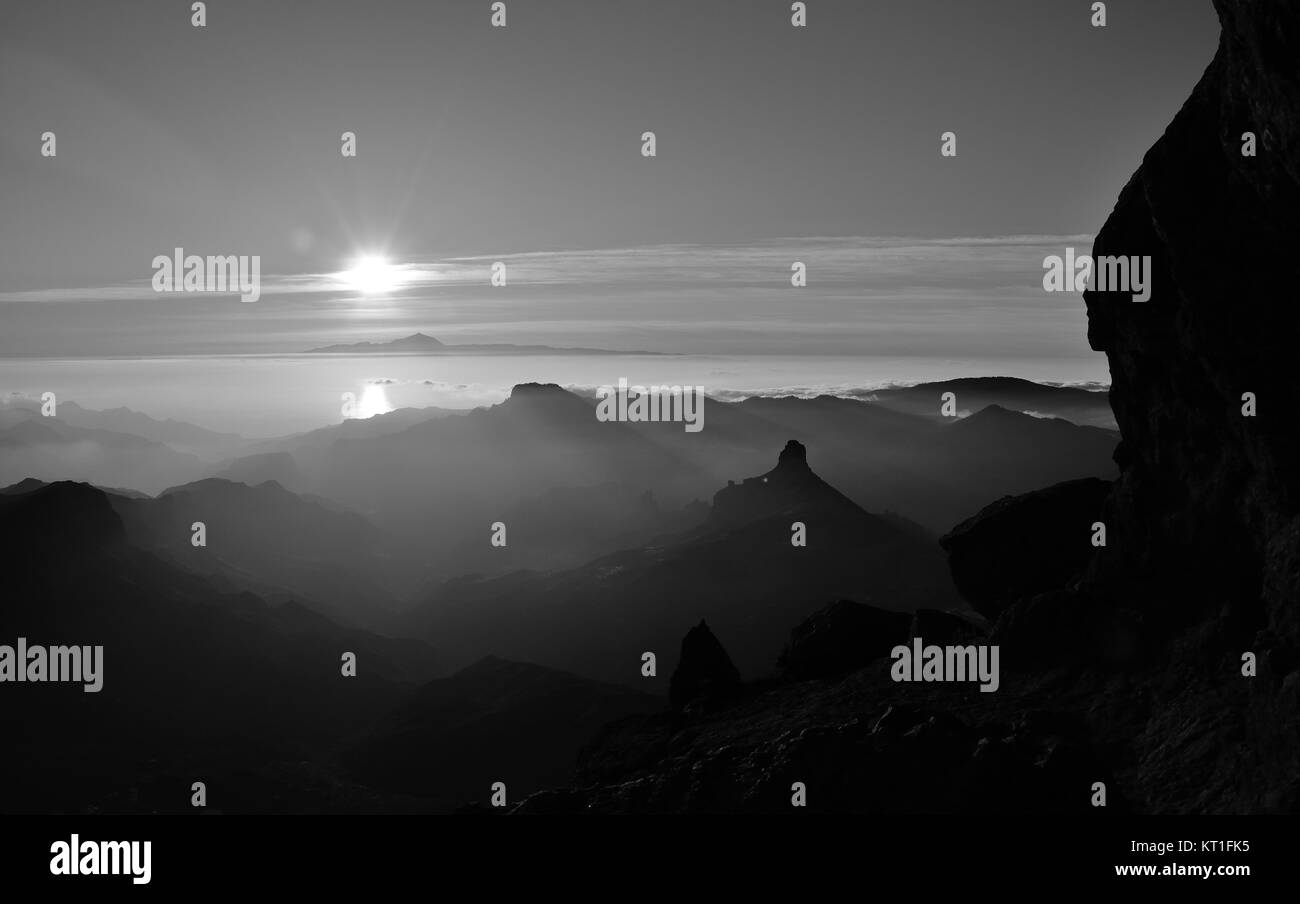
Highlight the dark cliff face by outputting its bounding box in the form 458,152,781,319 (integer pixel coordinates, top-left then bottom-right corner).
1085,0,1300,647
1071,0,1300,812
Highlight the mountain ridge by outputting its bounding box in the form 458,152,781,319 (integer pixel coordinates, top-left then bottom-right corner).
304,332,663,356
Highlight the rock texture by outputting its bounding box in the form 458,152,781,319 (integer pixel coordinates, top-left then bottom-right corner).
513,663,1123,815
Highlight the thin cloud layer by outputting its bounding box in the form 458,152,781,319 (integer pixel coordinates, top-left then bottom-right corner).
0,235,1099,360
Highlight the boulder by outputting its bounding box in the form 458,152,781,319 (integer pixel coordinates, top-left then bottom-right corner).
939,478,1111,618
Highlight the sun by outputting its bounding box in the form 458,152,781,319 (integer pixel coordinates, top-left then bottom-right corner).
337,254,406,295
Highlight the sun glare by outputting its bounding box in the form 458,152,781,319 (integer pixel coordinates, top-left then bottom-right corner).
355,383,395,419
338,254,406,295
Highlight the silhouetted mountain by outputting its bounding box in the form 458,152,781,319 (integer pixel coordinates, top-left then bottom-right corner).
309,332,445,353
410,440,964,683
0,408,205,493
709,439,858,526
868,377,1115,428
303,383,693,572
0,480,440,813
208,451,305,491
621,392,1117,534
1,477,56,495
343,657,659,811
916,406,1118,526
211,384,1115,589
191,382,1118,589
0,480,124,561
434,481,706,579
0,398,245,459
245,406,464,456
305,332,657,356
1,477,151,500
106,478,414,632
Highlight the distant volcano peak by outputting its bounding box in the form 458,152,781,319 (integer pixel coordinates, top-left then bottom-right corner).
388,333,444,348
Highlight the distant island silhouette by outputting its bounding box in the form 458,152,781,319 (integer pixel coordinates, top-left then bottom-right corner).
304,332,663,356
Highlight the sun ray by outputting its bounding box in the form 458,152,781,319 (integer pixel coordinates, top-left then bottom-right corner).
336,254,407,295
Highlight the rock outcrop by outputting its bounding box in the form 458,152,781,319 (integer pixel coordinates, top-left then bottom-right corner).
942,0,1300,810
669,620,743,711
709,439,861,527
1084,0,1300,645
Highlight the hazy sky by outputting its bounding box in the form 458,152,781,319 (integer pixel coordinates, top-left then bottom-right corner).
0,0,1220,359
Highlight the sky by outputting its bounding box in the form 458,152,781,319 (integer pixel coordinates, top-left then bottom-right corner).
0,0,1221,360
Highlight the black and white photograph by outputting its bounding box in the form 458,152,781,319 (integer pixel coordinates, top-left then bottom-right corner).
0,0,1294,888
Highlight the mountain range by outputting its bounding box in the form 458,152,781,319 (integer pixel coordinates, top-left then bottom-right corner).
0,478,668,813
406,439,966,683
0,374,1124,812
304,332,660,356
